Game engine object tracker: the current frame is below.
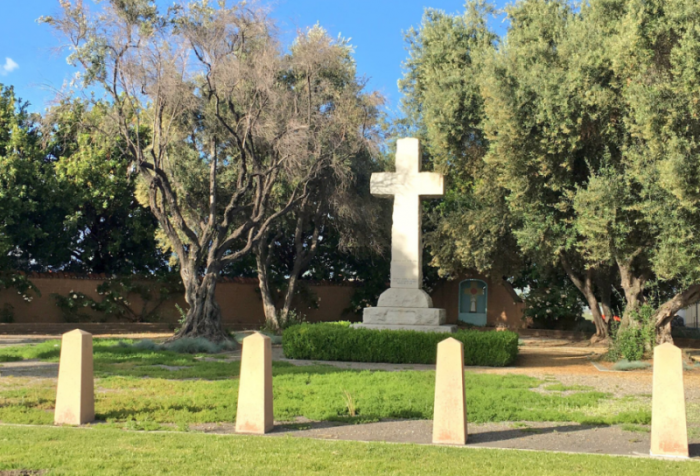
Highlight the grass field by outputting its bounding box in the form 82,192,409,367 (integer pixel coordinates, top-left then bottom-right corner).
0,426,697,476
0,339,652,429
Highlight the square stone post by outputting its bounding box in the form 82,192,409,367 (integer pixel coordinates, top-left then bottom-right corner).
650,343,689,458
432,337,467,445
54,329,95,425
235,332,273,434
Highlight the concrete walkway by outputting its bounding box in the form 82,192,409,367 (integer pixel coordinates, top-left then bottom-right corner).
189,419,700,459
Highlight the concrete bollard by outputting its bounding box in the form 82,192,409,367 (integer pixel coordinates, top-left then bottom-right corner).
432,337,467,445
235,332,273,434
54,329,95,425
650,343,689,458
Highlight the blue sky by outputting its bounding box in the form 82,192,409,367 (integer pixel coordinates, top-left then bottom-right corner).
0,0,508,114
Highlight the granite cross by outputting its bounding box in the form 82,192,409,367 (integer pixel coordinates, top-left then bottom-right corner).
370,138,444,289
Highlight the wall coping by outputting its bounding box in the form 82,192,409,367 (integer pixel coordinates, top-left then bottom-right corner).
20,272,360,287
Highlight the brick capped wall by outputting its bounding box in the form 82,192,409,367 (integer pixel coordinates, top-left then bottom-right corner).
1,273,359,331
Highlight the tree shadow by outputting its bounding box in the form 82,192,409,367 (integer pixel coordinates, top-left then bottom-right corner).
98,403,210,421
0,360,58,378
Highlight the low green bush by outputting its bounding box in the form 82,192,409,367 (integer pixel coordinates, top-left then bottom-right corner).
612,359,651,371
608,304,656,361
282,323,519,367
115,337,235,354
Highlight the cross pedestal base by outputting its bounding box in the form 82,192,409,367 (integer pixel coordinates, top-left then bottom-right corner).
358,304,455,333
353,323,457,333
362,306,446,326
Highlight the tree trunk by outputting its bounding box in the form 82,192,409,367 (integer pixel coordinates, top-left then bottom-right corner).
617,258,646,329
280,273,299,326
255,236,281,331
560,256,608,339
595,267,615,333
173,265,229,343
279,207,322,326
652,284,700,345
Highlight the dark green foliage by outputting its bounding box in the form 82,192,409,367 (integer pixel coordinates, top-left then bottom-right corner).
608,304,656,361
0,86,165,274
511,263,587,329
282,323,519,367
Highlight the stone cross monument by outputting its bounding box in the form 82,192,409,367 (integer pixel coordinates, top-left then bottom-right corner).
356,138,456,333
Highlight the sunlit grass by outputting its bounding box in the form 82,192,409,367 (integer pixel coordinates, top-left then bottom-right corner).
0,426,698,476
0,339,653,429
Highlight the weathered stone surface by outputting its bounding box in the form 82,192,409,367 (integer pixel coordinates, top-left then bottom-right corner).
433,338,467,445
363,307,445,326
236,332,273,434
370,138,444,289
54,329,94,425
353,324,457,333
361,137,450,333
650,343,688,458
376,288,433,308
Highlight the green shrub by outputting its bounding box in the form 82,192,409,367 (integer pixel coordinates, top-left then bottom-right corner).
282,323,519,367
133,339,162,351
612,359,651,371
608,304,656,361
165,338,226,354
114,337,235,354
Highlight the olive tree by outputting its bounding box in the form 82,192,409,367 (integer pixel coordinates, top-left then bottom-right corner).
46,1,380,341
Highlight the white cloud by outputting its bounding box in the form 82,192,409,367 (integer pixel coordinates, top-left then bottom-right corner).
0,58,19,76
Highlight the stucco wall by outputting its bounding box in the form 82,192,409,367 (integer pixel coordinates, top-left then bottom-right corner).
431,273,527,329
1,274,359,330
2,273,524,330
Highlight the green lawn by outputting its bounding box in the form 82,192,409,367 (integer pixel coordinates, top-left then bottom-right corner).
0,339,652,428
0,426,697,476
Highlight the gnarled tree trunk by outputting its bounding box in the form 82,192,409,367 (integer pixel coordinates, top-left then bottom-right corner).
653,284,700,345
173,263,229,343
560,256,608,339
617,258,647,329
595,267,616,334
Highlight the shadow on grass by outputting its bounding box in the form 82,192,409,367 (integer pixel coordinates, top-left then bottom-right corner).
98,403,213,421
0,360,58,378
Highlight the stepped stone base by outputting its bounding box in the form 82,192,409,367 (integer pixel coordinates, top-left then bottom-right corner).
363,306,446,326
353,323,457,333
358,306,455,333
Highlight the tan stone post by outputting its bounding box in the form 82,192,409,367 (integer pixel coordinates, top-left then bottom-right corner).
432,337,467,445
650,343,688,458
235,332,273,434
54,329,95,425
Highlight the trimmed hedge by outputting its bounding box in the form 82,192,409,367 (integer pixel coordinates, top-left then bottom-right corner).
282,323,519,367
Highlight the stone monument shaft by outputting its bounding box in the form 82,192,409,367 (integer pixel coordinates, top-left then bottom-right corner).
370,138,443,289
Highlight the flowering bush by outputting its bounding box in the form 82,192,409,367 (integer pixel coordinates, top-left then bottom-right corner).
52,275,183,323
0,272,39,304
